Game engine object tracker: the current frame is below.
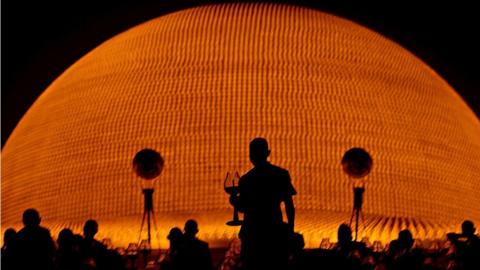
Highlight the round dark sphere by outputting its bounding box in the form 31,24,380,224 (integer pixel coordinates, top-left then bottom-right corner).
133,149,164,180
341,148,372,178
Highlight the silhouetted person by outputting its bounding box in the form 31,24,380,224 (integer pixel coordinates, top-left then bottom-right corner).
288,232,307,270
80,219,123,270
461,220,476,237
168,227,184,255
232,138,296,270
387,229,423,270
332,224,366,270
178,219,213,270
448,220,480,270
16,208,56,270
81,219,104,267
398,229,414,250
461,220,480,270
336,224,353,253
160,227,184,270
55,228,83,270
1,228,18,270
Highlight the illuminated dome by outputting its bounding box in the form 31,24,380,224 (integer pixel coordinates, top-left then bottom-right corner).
2,3,480,248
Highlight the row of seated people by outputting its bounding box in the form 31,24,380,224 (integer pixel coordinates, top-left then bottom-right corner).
2,208,479,270
1,209,124,270
218,221,480,270
1,208,213,270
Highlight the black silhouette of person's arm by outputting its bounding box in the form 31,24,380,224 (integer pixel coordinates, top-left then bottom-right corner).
236,176,247,213
285,195,295,231
282,171,296,231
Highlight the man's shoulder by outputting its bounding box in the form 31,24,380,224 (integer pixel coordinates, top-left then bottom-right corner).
36,226,52,237
265,164,291,181
242,167,256,176
239,168,255,182
268,163,289,174
245,163,289,174
39,226,51,233
83,238,105,245
470,235,480,246
93,239,108,250
16,228,28,239
195,239,209,249
184,238,209,251
17,226,51,236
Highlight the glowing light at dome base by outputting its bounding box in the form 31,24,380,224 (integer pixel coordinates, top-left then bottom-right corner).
2,210,463,249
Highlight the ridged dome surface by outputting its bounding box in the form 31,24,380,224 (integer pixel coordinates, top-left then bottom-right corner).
2,3,480,248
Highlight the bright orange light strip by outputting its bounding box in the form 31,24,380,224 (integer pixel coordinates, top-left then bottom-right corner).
2,4,479,248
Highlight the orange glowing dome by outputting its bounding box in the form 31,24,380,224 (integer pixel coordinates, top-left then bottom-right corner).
2,3,480,248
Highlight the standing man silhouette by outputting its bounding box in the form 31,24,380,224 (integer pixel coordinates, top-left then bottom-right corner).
232,138,296,270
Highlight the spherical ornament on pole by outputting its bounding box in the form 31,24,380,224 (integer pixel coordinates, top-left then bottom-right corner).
341,148,373,179
133,148,164,180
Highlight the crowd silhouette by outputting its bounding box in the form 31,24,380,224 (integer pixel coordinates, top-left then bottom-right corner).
2,139,479,270
2,210,479,270
2,209,124,270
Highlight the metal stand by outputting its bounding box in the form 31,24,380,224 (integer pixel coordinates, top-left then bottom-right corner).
139,188,157,244
226,206,243,226
349,187,365,241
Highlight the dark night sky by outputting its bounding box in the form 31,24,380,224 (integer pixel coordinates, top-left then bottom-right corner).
2,0,479,147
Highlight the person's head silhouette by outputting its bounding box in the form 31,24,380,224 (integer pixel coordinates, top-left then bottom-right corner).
249,137,270,166
337,223,352,245
461,220,476,237
398,229,414,250
3,228,17,248
184,219,199,238
167,227,183,249
83,219,98,240
58,228,74,248
22,208,41,227
168,227,183,241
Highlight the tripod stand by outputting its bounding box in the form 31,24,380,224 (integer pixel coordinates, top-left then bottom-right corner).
349,186,365,241
139,188,159,244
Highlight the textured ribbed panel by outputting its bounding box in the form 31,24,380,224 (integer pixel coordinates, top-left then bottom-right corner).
2,3,480,248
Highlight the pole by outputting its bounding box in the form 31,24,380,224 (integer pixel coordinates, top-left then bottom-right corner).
141,188,154,244
147,210,151,244
355,208,359,241
350,186,365,242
